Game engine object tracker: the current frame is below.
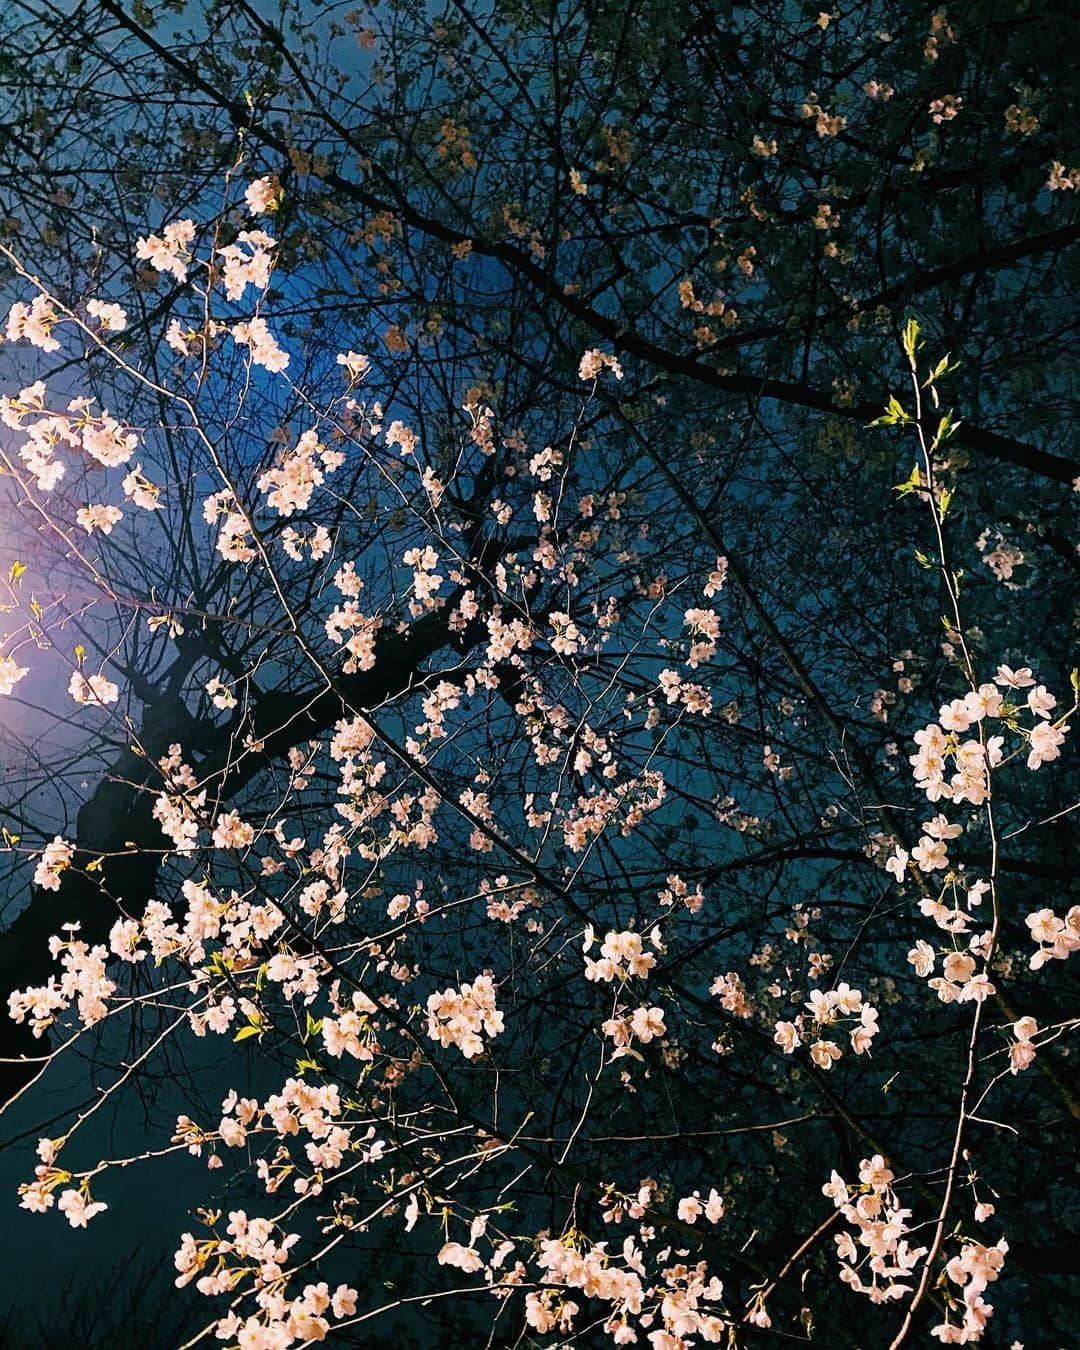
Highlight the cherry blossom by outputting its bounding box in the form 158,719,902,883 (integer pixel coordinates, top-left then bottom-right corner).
68,671,119,706
0,654,29,695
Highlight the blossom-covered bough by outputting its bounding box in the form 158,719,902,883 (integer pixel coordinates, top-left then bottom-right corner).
841,321,1077,1344
0,5,1077,1346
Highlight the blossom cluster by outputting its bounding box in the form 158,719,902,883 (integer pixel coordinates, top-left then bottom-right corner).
174,1210,358,1346
773,982,879,1067
583,927,660,983
425,973,504,1059
1,380,138,491
822,1157,927,1305
908,666,1068,808
530,1230,728,1345
601,1005,667,1061
8,926,116,1037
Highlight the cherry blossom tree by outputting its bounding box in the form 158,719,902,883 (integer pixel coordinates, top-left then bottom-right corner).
0,2,1077,1346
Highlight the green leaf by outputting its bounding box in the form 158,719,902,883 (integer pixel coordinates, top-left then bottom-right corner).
869,394,910,428
233,1025,261,1043
922,353,954,387
934,411,961,445
901,318,921,368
